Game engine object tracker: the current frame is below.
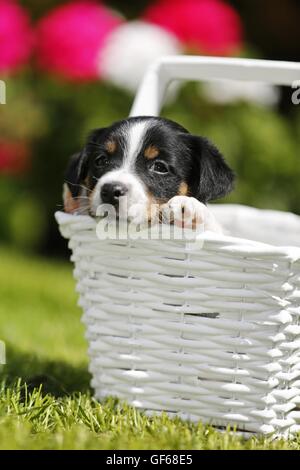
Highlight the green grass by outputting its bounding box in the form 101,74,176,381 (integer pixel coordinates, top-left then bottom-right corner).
0,246,300,450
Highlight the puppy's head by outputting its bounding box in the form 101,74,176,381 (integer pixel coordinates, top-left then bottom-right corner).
63,117,234,221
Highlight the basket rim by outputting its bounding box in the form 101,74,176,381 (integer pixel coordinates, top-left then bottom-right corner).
55,206,300,261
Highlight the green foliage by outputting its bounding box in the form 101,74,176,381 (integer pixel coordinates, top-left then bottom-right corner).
0,75,48,140
8,195,47,251
163,83,300,213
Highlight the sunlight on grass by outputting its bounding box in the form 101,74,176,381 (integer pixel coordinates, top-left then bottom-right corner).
1,381,299,450
0,246,87,363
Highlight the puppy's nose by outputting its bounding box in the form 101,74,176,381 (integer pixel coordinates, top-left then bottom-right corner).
100,182,128,205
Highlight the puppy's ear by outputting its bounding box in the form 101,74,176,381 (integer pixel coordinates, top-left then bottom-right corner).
186,135,235,203
63,149,88,213
64,149,88,198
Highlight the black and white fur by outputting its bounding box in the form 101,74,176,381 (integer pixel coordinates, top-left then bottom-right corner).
63,116,234,232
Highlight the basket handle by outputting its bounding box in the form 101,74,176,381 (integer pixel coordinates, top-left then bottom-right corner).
130,55,300,117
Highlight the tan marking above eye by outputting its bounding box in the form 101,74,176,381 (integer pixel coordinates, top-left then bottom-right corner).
144,145,159,160
105,140,117,154
178,182,188,196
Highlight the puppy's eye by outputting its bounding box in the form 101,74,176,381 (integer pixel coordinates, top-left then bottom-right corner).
150,160,169,174
94,154,109,168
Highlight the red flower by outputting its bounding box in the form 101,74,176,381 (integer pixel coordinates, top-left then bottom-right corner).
36,0,123,81
0,0,34,74
0,140,30,175
143,0,243,56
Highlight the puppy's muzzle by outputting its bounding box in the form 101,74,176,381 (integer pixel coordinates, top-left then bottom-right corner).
100,182,128,206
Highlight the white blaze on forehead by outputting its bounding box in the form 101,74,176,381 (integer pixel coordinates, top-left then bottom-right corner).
90,119,153,217
123,120,151,169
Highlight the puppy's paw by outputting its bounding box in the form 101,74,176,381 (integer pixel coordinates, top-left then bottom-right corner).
162,196,204,228
162,196,222,232
127,203,148,226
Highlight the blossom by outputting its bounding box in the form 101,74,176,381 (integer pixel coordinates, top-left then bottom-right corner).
0,0,34,74
99,21,181,92
143,0,243,56
36,1,122,81
0,140,30,174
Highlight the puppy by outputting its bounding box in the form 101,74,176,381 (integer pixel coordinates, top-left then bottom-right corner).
63,117,234,232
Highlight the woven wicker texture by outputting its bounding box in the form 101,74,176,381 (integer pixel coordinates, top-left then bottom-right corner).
56,204,300,435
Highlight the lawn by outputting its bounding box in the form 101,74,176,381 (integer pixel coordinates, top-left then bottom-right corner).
0,246,299,450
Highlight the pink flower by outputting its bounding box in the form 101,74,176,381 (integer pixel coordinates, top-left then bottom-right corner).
36,0,123,81
143,0,243,56
0,0,34,74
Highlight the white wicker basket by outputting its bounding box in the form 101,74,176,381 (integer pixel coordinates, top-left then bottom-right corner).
56,204,300,436
56,57,300,435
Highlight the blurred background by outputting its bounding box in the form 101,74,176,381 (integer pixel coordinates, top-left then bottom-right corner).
0,0,300,258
